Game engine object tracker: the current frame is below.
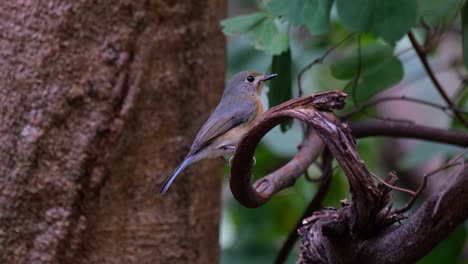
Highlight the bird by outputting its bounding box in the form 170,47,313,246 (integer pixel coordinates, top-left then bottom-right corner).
159,70,278,194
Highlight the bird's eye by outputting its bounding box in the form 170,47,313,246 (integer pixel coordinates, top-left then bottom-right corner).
246,75,255,83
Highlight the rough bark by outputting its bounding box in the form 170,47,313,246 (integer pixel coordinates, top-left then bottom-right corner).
0,1,225,263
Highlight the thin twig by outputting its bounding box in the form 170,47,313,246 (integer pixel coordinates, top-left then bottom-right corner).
370,172,416,196
351,112,416,126
351,34,362,106
407,31,468,127
396,158,465,214
297,33,355,97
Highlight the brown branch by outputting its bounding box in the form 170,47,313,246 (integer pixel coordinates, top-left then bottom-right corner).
229,118,466,210
229,92,467,208
407,31,468,127
296,161,468,263
227,89,468,264
230,90,389,234
230,91,467,263
232,105,468,207
356,163,468,264
275,120,462,264
350,119,468,147
229,91,346,208
252,129,324,198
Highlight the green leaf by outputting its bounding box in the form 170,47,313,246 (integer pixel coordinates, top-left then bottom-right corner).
451,87,468,130
336,0,417,43
268,49,292,132
462,1,468,68
344,57,403,103
267,0,333,35
331,45,394,80
221,12,268,35
221,12,289,55
331,45,404,103
418,0,460,25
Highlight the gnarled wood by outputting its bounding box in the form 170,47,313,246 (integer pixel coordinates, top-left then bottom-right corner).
229,88,468,263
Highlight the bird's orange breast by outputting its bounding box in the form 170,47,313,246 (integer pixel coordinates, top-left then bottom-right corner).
255,97,264,116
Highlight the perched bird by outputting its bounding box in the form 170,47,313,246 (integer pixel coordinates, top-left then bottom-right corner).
159,71,278,194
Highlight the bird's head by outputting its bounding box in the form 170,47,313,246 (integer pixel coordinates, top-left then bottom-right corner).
225,70,278,97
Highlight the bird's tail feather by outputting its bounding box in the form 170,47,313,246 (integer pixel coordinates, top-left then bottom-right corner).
159,156,194,195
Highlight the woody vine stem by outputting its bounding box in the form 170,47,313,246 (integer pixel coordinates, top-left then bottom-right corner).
229,90,468,263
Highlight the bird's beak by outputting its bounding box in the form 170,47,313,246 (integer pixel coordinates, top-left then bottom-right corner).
260,73,278,82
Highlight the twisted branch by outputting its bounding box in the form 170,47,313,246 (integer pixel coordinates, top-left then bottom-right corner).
229,91,343,208
230,90,388,233
229,90,468,263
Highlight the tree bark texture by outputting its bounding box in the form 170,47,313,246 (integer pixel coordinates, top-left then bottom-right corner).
0,1,226,263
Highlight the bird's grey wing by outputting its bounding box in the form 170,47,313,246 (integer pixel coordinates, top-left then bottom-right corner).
190,99,256,154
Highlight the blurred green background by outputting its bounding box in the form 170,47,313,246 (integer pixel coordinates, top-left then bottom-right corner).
220,0,468,263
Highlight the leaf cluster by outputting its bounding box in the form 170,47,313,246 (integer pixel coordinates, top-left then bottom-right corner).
221,0,467,128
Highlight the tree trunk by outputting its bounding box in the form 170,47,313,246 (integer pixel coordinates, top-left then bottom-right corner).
0,1,226,263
